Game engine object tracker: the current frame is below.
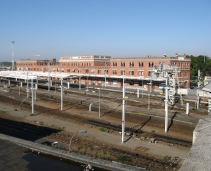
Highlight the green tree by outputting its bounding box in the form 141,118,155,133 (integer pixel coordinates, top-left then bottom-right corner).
187,55,198,79
196,55,206,77
187,55,211,79
203,55,211,76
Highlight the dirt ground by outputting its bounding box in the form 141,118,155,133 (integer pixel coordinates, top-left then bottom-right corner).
0,96,191,162
1,87,208,170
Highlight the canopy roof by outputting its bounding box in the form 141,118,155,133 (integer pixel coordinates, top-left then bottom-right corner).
0,71,73,80
0,71,165,81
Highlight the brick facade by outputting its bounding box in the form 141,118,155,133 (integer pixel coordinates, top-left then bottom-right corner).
16,55,190,90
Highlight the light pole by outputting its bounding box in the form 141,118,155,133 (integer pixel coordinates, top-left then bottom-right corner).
86,75,89,91
196,70,200,109
19,80,21,95
142,79,143,98
31,79,34,114
148,77,152,110
48,62,50,92
69,130,87,152
97,88,101,118
27,72,29,98
60,78,63,111
104,70,107,88
55,80,56,93
79,68,81,91
11,41,15,71
122,84,125,143
104,60,107,88
164,72,169,133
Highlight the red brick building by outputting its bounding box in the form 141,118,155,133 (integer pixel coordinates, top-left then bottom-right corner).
16,59,57,72
16,55,190,91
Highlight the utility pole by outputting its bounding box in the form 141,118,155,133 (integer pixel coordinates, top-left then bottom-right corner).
31,79,34,114
98,88,101,118
48,62,50,92
61,78,63,111
11,41,15,71
79,68,81,90
196,70,200,109
164,72,169,133
122,84,125,143
154,63,178,132
104,61,107,88
168,73,176,106
142,79,143,98
27,72,29,98
104,70,107,88
86,75,89,91
148,77,152,110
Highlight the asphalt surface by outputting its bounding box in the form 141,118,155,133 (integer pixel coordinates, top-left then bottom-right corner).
0,139,83,171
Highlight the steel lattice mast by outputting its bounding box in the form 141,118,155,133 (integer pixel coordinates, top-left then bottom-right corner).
11,41,15,71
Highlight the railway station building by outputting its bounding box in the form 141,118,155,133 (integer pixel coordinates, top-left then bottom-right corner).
16,55,191,91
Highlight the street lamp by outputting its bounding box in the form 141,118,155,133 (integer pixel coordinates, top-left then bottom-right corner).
69,130,87,152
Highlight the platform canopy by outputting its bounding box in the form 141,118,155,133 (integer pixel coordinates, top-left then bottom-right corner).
0,70,165,81
0,71,75,80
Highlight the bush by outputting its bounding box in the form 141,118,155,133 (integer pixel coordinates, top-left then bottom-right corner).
83,144,91,149
164,155,171,161
117,154,131,163
99,127,106,132
0,110,7,114
39,122,44,125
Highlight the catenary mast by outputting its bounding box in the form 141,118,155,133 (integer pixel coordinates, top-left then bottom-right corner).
11,41,15,71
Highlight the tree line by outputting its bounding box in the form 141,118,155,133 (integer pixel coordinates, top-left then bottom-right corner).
186,55,210,79
0,62,13,66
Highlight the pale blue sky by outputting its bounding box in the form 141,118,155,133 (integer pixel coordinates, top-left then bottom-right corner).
0,0,210,62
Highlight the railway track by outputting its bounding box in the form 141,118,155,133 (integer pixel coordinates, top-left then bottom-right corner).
0,93,192,149
0,111,179,171
0,83,202,170
0,90,192,170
